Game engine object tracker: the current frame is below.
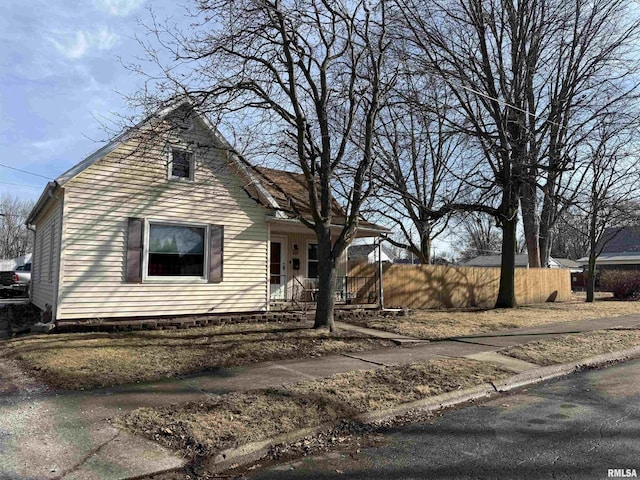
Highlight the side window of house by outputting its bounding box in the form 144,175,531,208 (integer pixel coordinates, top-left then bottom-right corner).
169,148,194,181
307,243,319,278
125,218,223,283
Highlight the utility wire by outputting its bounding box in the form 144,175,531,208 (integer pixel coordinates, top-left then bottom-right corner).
0,181,44,189
0,162,53,180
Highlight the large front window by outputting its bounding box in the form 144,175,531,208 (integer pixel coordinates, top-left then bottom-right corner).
148,223,205,277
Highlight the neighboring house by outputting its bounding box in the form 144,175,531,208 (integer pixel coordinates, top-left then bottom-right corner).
549,257,584,290
577,226,640,272
550,258,582,272
26,104,388,323
460,254,530,268
461,254,575,270
347,243,394,264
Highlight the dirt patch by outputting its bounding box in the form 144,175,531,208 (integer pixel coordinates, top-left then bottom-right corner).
0,322,393,391
501,329,640,366
119,358,510,458
0,353,47,396
345,300,640,340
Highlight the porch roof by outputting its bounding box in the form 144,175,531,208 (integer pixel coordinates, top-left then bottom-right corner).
267,216,389,237
254,167,389,236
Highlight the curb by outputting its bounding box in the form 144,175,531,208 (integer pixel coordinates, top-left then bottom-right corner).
205,422,337,473
357,383,496,423
170,345,640,476
493,345,640,393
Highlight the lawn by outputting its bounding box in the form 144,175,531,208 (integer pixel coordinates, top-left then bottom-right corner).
345,299,640,340
120,357,511,458
0,322,393,391
501,329,640,366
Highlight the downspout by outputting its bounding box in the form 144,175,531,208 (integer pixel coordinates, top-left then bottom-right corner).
26,224,36,302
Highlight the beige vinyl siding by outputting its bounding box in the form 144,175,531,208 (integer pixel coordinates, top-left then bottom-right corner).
31,195,62,312
58,120,268,320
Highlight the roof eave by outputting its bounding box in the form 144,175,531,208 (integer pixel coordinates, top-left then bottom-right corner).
26,181,59,225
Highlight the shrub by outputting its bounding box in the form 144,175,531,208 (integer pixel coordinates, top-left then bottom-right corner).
600,270,640,300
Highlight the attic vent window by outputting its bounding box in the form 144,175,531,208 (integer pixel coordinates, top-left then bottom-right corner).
169,148,194,180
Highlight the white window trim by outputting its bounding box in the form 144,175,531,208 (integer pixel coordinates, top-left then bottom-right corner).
167,147,196,182
306,240,319,280
142,218,209,283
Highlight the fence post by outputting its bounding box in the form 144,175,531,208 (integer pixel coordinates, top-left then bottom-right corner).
378,238,384,309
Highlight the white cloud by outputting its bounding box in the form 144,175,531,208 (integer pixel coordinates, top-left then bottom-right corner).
50,27,119,59
94,0,144,16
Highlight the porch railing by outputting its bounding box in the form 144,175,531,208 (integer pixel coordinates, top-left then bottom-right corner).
270,275,377,304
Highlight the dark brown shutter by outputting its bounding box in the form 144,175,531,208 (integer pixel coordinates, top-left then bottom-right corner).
126,218,144,283
209,224,224,283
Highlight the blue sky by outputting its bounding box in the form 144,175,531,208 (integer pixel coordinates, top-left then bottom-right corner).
0,1,454,255
0,0,180,201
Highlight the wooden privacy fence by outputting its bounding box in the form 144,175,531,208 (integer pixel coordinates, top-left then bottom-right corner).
348,263,571,309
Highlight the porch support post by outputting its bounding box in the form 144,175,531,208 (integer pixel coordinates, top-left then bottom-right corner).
378,236,384,310
266,221,271,312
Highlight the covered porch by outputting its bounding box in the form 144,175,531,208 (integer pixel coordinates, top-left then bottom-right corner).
267,219,384,309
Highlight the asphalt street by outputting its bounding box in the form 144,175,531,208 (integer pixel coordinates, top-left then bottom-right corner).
248,359,640,480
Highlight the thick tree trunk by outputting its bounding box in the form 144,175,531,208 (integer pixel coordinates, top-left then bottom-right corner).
314,229,336,331
585,205,599,303
520,182,541,268
495,214,518,308
538,192,557,268
538,229,553,268
420,227,432,264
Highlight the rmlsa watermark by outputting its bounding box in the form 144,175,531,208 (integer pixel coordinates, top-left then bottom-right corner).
608,469,637,478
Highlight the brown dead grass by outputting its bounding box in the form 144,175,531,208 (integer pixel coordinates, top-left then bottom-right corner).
120,358,510,457
0,322,392,391
501,329,640,366
349,299,640,340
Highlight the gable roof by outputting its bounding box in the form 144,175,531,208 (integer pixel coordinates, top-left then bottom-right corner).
348,244,377,258
460,254,530,268
251,167,387,232
552,258,580,269
26,102,282,225
27,102,388,235
348,243,394,260
253,167,345,219
599,226,640,254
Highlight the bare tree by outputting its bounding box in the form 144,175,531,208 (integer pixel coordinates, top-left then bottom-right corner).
453,213,502,263
0,195,34,259
396,0,640,306
524,0,640,269
397,0,552,307
550,208,591,261
127,0,393,330
370,72,473,264
576,114,640,302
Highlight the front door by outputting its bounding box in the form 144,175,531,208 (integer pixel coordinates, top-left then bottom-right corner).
270,238,287,301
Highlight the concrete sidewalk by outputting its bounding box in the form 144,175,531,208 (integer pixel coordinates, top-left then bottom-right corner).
2,313,640,480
